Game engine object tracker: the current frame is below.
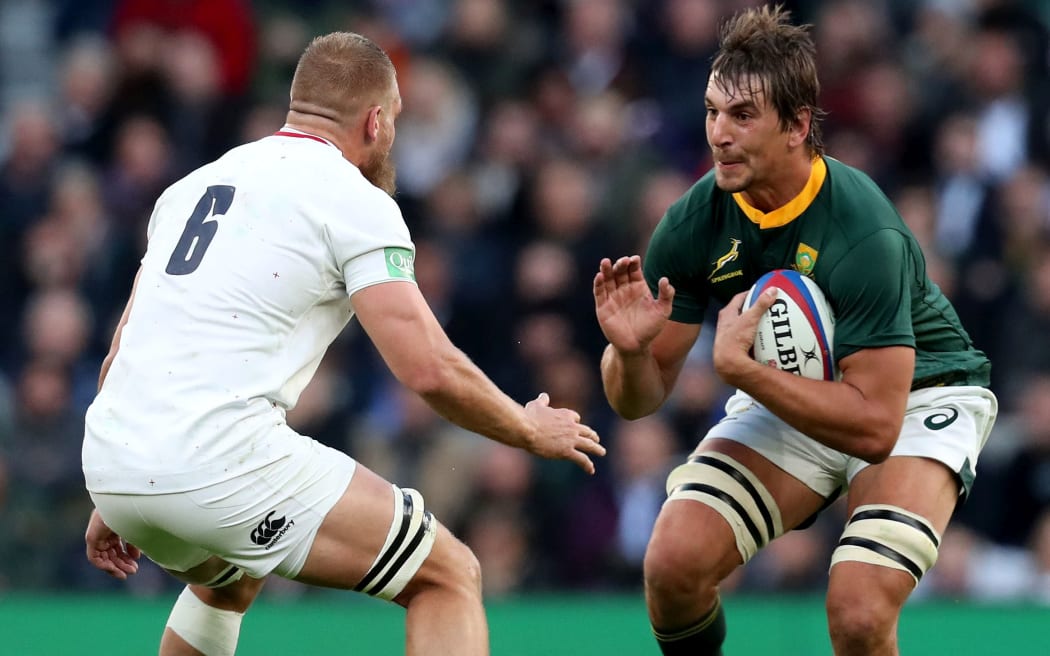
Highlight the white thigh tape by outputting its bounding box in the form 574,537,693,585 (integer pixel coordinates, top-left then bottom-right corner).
166,587,243,656
666,453,783,563
830,504,940,583
354,486,436,601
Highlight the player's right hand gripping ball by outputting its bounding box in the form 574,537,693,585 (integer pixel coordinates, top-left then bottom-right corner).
742,269,837,381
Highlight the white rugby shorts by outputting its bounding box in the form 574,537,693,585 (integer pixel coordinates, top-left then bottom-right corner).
90,433,357,579
705,385,998,498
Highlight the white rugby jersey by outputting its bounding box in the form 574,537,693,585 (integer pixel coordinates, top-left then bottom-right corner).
83,129,416,493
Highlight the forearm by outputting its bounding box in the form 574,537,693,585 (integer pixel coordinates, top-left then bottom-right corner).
600,344,669,419
413,346,538,450
729,363,903,462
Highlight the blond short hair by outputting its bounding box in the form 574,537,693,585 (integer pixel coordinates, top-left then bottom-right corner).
289,32,395,123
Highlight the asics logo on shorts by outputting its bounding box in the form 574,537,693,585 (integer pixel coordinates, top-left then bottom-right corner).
923,407,959,430
250,510,295,549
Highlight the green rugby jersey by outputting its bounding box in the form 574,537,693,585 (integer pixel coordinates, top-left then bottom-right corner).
643,156,990,389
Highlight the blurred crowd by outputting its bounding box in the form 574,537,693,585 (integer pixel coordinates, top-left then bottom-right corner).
2,0,1050,605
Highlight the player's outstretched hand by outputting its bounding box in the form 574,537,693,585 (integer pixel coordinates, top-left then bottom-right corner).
523,393,605,474
85,508,141,580
594,256,674,354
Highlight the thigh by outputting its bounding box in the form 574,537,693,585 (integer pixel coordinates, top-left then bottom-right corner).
650,437,829,575
830,456,960,609
292,463,398,590
845,456,959,536
697,438,831,535
707,391,848,500
292,463,456,600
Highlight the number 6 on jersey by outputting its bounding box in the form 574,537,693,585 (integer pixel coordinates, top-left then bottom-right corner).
165,185,236,275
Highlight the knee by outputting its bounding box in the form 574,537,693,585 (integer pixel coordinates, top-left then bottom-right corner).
398,535,482,606
192,576,265,614
643,533,721,600
445,539,483,597
826,586,897,649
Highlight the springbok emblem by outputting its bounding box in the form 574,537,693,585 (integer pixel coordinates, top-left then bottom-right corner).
708,238,742,280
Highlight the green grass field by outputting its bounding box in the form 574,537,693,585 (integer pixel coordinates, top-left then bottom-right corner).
1,593,1045,654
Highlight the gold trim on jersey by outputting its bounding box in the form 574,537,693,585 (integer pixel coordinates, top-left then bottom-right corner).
732,157,827,229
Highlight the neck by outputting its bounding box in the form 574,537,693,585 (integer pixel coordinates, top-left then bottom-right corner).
283,112,362,165
740,151,815,213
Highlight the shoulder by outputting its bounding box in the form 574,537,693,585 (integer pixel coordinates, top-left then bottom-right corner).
821,158,910,241
661,170,721,229
823,158,898,216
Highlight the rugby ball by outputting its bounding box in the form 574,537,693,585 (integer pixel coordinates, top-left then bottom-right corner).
742,269,836,381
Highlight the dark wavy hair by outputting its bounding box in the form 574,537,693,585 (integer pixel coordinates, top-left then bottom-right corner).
712,4,826,156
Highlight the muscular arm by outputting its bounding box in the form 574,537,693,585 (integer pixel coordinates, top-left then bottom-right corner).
352,280,603,471
600,320,700,419
98,267,142,392
714,293,913,462
594,255,700,419
734,347,912,462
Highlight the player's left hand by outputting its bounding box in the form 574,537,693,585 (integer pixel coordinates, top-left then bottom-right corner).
85,508,141,580
712,288,777,385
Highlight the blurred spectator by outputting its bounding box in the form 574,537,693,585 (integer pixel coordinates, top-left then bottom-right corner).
459,443,546,596
992,247,1050,402
559,414,679,588
913,524,1033,601
355,382,485,533
0,100,63,340
0,358,90,589
556,0,641,99
984,373,1050,546
100,114,175,231
741,521,836,593
19,288,99,413
961,11,1050,182
110,0,256,96
437,0,542,109
392,57,478,203
636,0,721,172
568,90,663,241
54,35,118,163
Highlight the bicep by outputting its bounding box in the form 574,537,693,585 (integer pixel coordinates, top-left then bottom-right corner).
351,281,451,381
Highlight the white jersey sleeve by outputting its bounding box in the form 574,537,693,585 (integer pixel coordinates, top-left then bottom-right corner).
83,133,417,494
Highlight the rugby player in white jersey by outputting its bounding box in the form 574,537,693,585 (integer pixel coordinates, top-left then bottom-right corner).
81,32,604,656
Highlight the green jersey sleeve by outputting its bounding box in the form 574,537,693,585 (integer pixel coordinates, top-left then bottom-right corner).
643,211,709,324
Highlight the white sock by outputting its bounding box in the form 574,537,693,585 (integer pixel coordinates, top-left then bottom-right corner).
165,587,244,656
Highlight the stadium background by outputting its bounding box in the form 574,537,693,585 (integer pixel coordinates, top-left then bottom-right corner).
1,0,1049,652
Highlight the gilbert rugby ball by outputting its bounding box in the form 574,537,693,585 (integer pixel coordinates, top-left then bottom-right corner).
742,269,836,381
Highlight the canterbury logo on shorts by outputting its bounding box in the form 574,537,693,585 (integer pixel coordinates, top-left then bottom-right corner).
250,510,295,550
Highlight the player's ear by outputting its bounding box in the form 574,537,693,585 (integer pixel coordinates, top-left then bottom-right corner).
789,107,811,149
365,105,382,143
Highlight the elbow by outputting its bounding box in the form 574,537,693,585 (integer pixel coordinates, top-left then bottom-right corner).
854,423,902,464
858,442,893,465
398,349,458,399
602,385,661,421
402,365,452,399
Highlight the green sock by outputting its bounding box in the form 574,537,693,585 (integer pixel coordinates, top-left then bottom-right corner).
652,597,727,656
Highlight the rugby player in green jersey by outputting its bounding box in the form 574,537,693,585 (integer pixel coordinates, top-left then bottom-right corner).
593,5,997,655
